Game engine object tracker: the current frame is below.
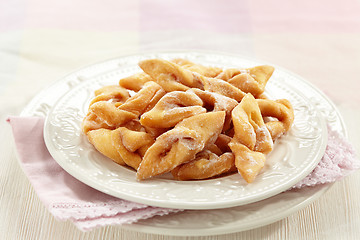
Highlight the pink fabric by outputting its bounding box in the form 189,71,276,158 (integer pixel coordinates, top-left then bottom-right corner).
7,116,360,231
7,116,180,232
293,125,360,188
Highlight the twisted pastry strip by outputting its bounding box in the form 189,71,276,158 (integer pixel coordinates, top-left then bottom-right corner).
216,65,274,97
87,127,154,170
228,141,266,183
136,111,225,180
200,77,246,102
140,91,206,128
216,68,247,80
112,127,154,170
87,128,126,166
120,118,167,139
119,72,153,92
171,132,235,181
82,102,137,134
116,81,166,116
139,59,204,92
171,58,222,78
257,98,294,140
171,151,235,180
229,93,273,183
90,85,130,105
188,88,238,132
82,81,165,134
232,94,273,154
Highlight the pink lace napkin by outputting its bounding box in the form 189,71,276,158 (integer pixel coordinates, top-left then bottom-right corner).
7,116,360,231
293,126,360,188
7,116,181,231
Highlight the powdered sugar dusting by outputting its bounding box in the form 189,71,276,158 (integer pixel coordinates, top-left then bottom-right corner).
255,125,273,149
211,92,237,111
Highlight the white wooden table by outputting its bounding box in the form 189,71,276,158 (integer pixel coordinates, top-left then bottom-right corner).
1,0,360,238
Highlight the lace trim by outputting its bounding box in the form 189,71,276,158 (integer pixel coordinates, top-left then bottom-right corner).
73,207,182,232
49,200,150,221
293,126,360,189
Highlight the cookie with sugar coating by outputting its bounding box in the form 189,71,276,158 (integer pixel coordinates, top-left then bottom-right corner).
136,111,226,180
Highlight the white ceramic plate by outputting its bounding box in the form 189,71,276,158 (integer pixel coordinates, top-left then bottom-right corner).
42,51,328,210
21,51,345,235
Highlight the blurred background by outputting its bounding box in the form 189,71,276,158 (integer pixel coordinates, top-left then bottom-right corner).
1,0,360,108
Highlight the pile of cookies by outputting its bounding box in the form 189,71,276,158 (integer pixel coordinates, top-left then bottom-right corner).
82,58,294,183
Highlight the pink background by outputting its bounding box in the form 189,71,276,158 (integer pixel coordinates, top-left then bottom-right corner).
1,0,360,105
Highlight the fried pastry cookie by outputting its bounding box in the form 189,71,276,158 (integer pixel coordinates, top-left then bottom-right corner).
119,72,153,92
116,81,166,116
136,111,226,180
140,91,206,128
188,88,238,132
112,127,154,170
90,85,130,105
139,59,203,91
82,101,137,134
257,98,294,140
201,77,246,102
171,150,235,180
228,140,266,183
217,65,274,97
229,93,273,183
231,93,273,154
87,128,126,165
171,58,222,77
87,127,154,170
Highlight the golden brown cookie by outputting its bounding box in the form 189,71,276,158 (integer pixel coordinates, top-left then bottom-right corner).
228,140,266,183
82,101,137,134
119,72,153,92
140,91,206,128
87,128,126,165
171,151,235,180
217,65,274,97
257,98,294,140
136,111,226,180
90,85,130,105
171,58,222,77
117,81,166,116
231,93,273,154
201,77,246,102
139,59,203,91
